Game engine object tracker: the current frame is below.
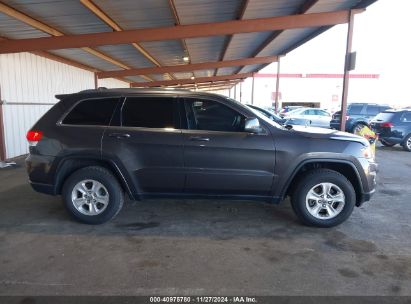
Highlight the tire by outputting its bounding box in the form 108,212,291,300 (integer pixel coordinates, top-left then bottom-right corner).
352,123,366,134
402,134,411,152
290,169,356,228
62,166,124,224
380,139,396,147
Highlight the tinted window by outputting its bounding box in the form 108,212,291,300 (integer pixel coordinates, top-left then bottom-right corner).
122,97,177,128
186,99,244,132
366,105,380,115
348,104,363,115
63,98,118,125
400,112,411,122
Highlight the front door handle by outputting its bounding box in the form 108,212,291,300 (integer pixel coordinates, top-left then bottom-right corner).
189,136,210,142
108,133,131,139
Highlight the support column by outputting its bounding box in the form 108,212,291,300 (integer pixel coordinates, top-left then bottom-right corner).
251,73,255,105
340,10,356,131
0,84,6,161
275,57,281,112
94,72,98,89
239,81,242,103
234,83,237,100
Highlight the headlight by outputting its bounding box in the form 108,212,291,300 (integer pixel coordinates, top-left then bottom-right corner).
362,146,374,160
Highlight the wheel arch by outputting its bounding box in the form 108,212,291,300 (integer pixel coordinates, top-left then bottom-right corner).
53,156,136,200
281,159,364,206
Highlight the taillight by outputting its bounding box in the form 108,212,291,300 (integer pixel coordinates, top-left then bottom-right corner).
381,122,393,128
26,130,43,146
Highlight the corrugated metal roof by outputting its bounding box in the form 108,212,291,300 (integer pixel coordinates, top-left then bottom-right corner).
0,12,48,39
0,0,377,86
4,0,112,35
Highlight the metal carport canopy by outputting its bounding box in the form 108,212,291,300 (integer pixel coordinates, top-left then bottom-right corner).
0,0,377,87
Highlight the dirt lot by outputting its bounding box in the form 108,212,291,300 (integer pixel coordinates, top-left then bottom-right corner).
0,144,410,296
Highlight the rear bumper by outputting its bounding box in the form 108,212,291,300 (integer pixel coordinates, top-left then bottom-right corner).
26,153,57,195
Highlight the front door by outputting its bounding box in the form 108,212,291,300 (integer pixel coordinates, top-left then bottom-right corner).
182,97,276,196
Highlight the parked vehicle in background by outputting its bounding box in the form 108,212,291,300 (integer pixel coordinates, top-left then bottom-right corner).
26,88,377,227
279,106,303,117
284,107,332,128
330,103,391,133
246,104,286,125
370,109,411,151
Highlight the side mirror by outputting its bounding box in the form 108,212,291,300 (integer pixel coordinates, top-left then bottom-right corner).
244,117,262,133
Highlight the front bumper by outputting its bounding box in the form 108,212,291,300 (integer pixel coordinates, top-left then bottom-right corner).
356,158,378,206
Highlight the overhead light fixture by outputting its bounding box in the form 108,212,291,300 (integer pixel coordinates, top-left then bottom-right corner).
190,76,195,80
183,56,190,62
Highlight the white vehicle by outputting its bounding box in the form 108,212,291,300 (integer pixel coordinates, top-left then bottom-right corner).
285,108,332,128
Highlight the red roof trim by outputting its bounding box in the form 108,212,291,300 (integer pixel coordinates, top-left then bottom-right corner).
254,73,380,79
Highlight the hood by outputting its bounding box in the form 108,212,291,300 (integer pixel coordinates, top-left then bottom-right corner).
290,125,369,146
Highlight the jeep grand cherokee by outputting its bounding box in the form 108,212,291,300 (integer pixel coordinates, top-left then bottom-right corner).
26,88,377,227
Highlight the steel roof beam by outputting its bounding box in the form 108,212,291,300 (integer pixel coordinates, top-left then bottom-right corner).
97,55,277,78
235,0,319,74
131,73,253,88
80,0,173,81
0,10,353,53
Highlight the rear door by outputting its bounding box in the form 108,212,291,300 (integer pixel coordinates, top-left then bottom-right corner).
181,97,276,196
102,95,185,194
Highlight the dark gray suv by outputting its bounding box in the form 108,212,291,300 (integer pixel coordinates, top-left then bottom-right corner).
26,88,377,227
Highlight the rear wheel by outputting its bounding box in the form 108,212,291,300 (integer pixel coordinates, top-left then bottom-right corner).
402,134,411,152
291,169,356,227
62,166,124,224
380,139,396,147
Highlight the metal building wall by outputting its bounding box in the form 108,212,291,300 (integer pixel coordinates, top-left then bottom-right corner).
0,52,126,159
98,77,130,89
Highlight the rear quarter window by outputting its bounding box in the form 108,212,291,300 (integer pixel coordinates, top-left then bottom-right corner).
62,98,119,125
400,112,411,122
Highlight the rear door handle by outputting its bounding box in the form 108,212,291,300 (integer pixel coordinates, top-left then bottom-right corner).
108,133,130,139
189,136,210,142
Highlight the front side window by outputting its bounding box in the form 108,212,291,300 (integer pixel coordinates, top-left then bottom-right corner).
122,97,178,129
185,99,244,132
63,98,119,125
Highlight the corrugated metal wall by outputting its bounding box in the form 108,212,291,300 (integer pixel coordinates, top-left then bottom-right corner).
0,52,128,159
98,77,130,89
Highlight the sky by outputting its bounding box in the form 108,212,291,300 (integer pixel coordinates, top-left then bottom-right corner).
260,0,411,107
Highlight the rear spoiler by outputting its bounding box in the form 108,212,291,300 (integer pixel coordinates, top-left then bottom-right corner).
55,94,70,100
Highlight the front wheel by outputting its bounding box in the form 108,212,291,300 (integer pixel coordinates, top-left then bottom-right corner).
62,166,124,224
291,169,356,227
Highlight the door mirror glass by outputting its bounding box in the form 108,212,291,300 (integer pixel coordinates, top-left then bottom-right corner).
244,118,262,133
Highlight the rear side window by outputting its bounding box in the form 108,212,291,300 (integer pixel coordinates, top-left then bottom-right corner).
348,104,363,115
63,98,118,125
366,105,380,115
122,97,178,128
400,112,411,122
